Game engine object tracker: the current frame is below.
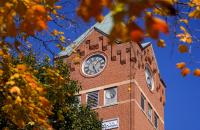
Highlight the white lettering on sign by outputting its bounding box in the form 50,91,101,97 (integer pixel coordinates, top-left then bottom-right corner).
102,118,119,130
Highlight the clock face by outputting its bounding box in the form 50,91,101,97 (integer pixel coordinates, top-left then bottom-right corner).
105,89,116,99
82,54,106,76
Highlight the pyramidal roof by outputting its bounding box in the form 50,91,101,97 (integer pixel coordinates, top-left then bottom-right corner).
58,13,150,57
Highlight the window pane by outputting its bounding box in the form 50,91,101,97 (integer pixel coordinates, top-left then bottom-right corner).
87,91,99,108
147,104,152,120
154,113,159,128
105,87,117,106
141,94,145,111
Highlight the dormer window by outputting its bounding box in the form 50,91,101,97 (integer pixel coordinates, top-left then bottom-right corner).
145,64,154,91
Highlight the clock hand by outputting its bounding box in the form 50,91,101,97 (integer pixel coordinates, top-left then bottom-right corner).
94,61,99,65
93,65,97,73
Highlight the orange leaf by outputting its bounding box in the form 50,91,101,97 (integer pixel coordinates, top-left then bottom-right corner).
194,69,200,77
95,15,104,22
39,96,49,107
129,23,144,42
176,62,186,69
178,45,188,53
17,64,27,72
181,68,190,77
157,39,166,48
37,20,47,30
54,6,62,10
33,5,46,15
145,15,169,39
10,86,21,95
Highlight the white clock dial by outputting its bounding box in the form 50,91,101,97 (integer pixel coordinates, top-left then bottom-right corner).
105,89,116,99
83,54,106,76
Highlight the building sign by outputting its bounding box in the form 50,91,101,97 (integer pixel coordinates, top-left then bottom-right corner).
102,118,119,130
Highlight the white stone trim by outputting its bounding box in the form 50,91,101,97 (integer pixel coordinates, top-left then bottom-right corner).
79,80,134,94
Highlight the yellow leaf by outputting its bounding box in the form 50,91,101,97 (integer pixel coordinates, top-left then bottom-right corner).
0,49,4,56
6,80,15,85
52,29,59,36
180,26,187,33
60,36,65,42
113,3,125,14
15,96,22,104
0,69,3,76
189,9,200,18
179,19,188,24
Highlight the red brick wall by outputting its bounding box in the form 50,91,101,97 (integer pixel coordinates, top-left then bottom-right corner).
64,29,166,130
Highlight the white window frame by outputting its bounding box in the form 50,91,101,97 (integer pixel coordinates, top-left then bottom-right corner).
104,87,117,106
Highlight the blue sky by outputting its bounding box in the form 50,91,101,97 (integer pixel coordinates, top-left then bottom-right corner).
154,40,200,130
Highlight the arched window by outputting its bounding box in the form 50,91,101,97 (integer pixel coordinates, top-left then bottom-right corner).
145,64,154,91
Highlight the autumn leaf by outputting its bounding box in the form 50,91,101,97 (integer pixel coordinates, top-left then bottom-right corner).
0,50,4,56
77,0,109,22
10,86,21,95
156,0,177,15
110,22,128,41
39,96,50,107
15,96,22,104
181,67,190,77
157,39,166,48
179,19,188,24
54,6,62,10
129,23,144,42
16,64,27,72
189,9,200,18
177,26,192,44
193,69,200,77
178,45,188,53
0,69,3,76
52,29,59,36
129,1,151,16
176,62,186,69
95,14,104,22
145,14,169,39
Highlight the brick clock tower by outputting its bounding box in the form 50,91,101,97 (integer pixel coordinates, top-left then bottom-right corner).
58,14,166,130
